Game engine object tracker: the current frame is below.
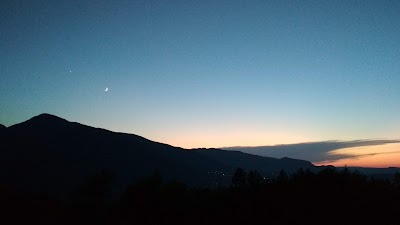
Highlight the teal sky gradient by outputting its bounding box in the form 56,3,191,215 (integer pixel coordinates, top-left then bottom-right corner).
1,0,399,148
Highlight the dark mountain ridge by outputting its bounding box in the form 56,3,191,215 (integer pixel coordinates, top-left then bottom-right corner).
0,124,6,137
1,114,314,197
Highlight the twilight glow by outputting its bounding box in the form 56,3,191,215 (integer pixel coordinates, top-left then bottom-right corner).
315,143,400,168
1,1,399,167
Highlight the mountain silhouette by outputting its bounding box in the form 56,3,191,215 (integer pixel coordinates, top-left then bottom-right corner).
0,114,314,197
0,124,6,136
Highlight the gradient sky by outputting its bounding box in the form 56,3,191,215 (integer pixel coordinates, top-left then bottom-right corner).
1,1,399,160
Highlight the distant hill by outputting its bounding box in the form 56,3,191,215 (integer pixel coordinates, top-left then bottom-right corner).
0,113,315,197
193,148,314,173
338,166,400,180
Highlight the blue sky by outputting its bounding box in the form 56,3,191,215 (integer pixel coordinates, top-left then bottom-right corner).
1,0,399,149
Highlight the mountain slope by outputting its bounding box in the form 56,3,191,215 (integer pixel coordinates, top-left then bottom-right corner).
194,148,313,173
0,123,6,134
0,114,315,196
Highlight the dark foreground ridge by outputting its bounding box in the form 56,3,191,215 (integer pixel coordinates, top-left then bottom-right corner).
2,167,400,225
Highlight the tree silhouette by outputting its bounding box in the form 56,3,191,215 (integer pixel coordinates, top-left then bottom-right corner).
394,172,400,188
247,170,263,187
69,170,115,209
232,168,247,187
276,169,289,184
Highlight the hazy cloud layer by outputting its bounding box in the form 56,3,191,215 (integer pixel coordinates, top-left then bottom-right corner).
223,140,400,163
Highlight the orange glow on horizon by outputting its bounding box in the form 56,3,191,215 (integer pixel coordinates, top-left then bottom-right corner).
314,143,400,168
154,130,312,149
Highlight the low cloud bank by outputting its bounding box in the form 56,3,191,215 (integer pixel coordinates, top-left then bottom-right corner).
223,140,400,162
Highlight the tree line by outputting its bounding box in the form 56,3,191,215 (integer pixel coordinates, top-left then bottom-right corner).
2,167,400,225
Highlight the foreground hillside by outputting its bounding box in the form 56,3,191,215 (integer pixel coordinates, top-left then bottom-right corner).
1,167,399,225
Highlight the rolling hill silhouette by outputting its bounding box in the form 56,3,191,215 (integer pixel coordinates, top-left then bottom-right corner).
193,148,313,173
0,113,314,196
0,123,6,135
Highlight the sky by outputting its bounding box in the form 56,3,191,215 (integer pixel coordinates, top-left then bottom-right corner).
1,1,399,166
